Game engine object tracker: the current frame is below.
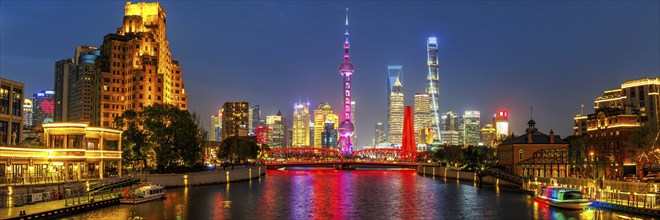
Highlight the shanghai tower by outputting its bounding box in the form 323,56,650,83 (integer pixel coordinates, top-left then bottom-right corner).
337,8,355,154
426,36,441,143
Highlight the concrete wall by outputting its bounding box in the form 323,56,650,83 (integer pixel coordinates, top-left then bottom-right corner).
142,165,266,187
417,165,519,188
548,177,659,193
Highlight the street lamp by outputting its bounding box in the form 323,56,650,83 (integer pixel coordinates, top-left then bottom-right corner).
590,151,595,179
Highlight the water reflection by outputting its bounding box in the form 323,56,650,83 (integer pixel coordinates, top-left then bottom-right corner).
66,169,652,220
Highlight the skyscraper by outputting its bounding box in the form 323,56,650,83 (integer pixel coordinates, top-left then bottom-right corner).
374,122,385,146
387,65,403,139
32,90,55,127
221,102,249,139
266,111,285,149
54,59,74,122
249,105,260,133
388,78,404,146
426,36,441,143
322,119,338,149
210,110,222,141
480,123,496,147
292,101,311,147
441,111,460,131
414,92,431,139
337,8,355,155
69,46,99,122
23,99,33,129
95,2,187,127
350,101,356,149
493,110,509,141
313,102,338,148
463,110,481,146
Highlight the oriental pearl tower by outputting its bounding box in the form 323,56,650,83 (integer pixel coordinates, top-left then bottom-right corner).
337,8,354,155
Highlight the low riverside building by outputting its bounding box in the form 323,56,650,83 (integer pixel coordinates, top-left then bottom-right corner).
518,148,569,178
586,107,641,179
497,119,568,176
0,122,122,184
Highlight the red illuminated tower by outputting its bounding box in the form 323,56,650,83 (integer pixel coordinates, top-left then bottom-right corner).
401,106,416,153
337,8,355,155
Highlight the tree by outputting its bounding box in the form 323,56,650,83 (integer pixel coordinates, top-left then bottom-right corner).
625,122,660,174
114,110,149,170
445,145,464,167
462,146,497,171
217,136,261,163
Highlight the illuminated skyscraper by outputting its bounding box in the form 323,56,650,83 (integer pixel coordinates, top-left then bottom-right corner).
441,111,460,131
426,36,441,143
463,110,481,146
337,8,355,154
95,2,187,127
374,122,386,146
249,105,260,133
313,102,338,148
387,65,403,138
480,123,496,147
350,101,356,148
388,78,404,146
414,93,431,139
221,102,249,139
322,119,338,149
33,90,55,127
210,110,222,141
23,99,33,129
292,101,311,147
493,110,509,141
54,59,74,122
266,111,285,149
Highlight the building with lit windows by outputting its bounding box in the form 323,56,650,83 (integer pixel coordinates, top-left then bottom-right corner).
414,93,431,140
493,110,509,141
292,101,311,147
573,114,588,136
249,105,260,134
441,111,461,132
54,46,99,123
480,124,496,147
594,78,660,122
387,65,403,139
350,101,356,149
0,78,24,146
54,58,74,122
322,119,338,149
313,102,338,148
0,123,122,182
32,90,55,128
210,110,222,141
374,122,386,146
497,119,568,176
440,131,460,146
388,78,404,146
221,102,249,139
426,37,441,143
94,2,187,128
23,99,33,130
463,110,480,146
266,111,285,149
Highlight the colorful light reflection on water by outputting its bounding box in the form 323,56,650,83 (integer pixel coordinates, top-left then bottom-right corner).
65,169,650,219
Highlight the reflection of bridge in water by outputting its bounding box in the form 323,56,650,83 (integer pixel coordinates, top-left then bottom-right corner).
261,148,427,170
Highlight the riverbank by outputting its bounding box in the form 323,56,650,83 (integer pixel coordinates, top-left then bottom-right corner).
138,165,266,187
417,164,520,188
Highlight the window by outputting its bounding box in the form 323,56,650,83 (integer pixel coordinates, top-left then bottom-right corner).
519,149,523,160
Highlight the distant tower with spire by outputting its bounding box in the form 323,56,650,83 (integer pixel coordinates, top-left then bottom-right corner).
337,8,355,154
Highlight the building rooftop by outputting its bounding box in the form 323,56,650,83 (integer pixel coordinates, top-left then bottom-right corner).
500,130,567,145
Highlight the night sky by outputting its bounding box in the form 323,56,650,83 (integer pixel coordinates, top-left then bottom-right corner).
1,1,658,148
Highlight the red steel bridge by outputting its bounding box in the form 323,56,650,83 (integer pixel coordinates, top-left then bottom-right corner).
260,147,428,170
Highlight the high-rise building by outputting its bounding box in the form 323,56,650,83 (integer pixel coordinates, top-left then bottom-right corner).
0,78,24,145
441,111,460,131
210,110,222,141
249,105,260,133
388,78,404,146
32,90,55,127
350,101,356,149
374,122,386,146
387,65,403,139
266,111,285,149
69,46,99,122
493,110,509,141
337,8,355,154
426,36,441,143
292,101,311,147
322,119,338,149
313,102,338,148
221,102,249,139
94,2,187,127
254,125,268,144
480,124,497,147
414,93,431,139
594,78,660,122
54,59,74,122
463,110,481,146
440,130,460,146
23,99,33,129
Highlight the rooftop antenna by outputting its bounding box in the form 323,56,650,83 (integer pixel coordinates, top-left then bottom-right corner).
580,104,584,115
530,106,533,119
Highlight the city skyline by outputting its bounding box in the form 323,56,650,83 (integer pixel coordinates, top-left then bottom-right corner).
1,1,659,148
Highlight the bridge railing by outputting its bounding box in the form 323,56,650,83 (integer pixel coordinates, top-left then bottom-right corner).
479,168,528,188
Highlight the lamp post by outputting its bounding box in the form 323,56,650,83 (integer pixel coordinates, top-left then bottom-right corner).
590,151,595,179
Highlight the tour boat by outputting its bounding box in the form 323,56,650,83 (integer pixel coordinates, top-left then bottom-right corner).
120,183,166,204
534,186,592,210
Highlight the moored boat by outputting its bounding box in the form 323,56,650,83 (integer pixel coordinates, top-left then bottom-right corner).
535,186,592,210
120,183,166,204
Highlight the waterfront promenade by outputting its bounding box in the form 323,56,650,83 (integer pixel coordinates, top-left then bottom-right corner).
0,190,119,219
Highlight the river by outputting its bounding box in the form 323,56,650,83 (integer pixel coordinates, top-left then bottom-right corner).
65,169,649,219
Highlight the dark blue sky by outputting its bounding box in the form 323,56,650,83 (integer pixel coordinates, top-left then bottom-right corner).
1,1,658,147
